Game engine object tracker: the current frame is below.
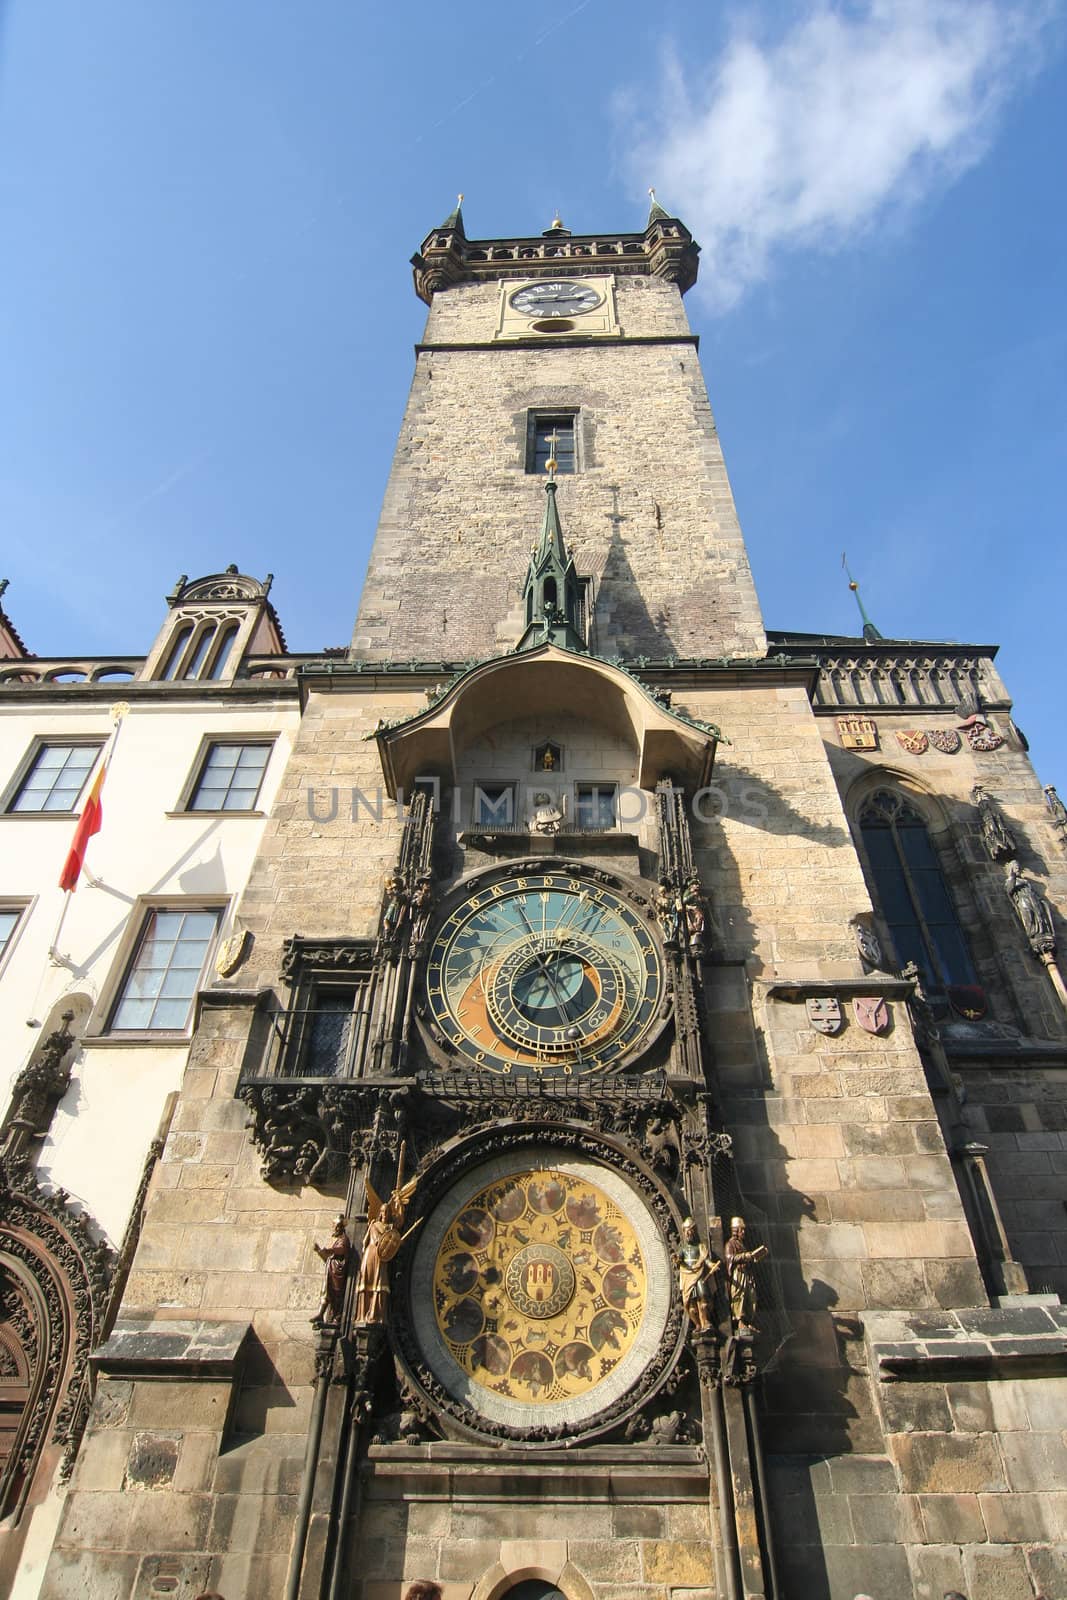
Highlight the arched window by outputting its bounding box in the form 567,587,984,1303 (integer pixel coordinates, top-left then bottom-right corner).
158,618,241,681
858,790,977,992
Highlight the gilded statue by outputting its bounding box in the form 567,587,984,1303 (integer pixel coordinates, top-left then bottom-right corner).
352,1145,421,1326
725,1216,767,1337
678,1216,720,1332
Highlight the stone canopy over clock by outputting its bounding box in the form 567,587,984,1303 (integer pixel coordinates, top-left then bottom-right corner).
421,862,668,1075
496,275,620,339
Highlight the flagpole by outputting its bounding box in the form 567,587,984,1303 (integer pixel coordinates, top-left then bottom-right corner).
48,892,74,967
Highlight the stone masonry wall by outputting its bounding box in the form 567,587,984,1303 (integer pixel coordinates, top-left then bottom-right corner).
353,277,766,663
822,694,1067,1299
351,1464,716,1600
42,1000,326,1600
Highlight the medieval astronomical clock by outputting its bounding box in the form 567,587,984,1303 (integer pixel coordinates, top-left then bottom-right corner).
326,755,744,1454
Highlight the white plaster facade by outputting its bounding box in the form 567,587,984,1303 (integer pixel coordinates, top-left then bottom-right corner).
0,576,305,1598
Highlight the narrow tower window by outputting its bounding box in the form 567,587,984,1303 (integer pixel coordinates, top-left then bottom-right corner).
527,413,576,474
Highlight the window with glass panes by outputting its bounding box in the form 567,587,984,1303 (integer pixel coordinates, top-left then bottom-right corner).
189,742,271,811
8,743,101,813
109,908,221,1031
473,784,516,826
292,985,368,1077
0,907,25,961
528,414,576,474
859,791,977,992
575,783,617,829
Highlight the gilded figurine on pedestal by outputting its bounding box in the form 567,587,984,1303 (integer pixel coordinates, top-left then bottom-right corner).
678,1216,720,1332
725,1216,768,1338
352,1146,421,1326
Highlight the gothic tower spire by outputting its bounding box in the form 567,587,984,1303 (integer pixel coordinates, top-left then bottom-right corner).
516,446,585,651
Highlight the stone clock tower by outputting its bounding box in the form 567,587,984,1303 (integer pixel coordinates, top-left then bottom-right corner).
43,205,1067,1600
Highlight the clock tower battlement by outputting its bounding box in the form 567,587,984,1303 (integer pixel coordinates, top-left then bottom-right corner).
352,200,767,666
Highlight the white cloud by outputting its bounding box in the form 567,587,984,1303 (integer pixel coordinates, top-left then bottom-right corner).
622,1,1055,309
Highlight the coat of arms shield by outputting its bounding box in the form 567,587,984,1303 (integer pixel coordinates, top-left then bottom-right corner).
806,996,843,1035
929,729,961,754
853,996,889,1035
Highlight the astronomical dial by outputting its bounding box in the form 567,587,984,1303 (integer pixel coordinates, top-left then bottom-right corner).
509,280,603,318
423,868,664,1074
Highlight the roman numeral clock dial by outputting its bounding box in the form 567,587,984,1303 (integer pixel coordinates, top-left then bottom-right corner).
423,868,665,1074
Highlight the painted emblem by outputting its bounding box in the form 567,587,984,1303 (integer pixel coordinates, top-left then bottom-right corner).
895,730,929,755
837,715,878,751
928,729,962,754
855,924,883,968
506,1243,576,1319
806,996,843,1035
959,715,1005,752
947,984,988,1020
214,928,251,978
854,996,890,1035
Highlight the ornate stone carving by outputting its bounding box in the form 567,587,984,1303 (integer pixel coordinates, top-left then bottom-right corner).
0,1165,113,1510
854,924,883,969
971,784,1016,862
239,1084,349,1185
280,937,375,983
1,1012,76,1162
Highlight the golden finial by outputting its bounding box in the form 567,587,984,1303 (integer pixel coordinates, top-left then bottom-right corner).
546,428,559,480
457,192,464,205
550,210,564,231
648,186,656,203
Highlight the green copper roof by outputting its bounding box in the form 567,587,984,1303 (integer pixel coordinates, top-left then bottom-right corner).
438,196,465,235
517,478,585,652
646,190,671,225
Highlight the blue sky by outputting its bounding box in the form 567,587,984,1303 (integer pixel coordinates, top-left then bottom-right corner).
1,1,1064,779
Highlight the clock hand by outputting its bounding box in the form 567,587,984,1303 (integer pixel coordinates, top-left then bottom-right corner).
511,901,583,1027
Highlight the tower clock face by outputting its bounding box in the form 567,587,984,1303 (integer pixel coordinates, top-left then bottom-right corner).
509,280,602,318
424,867,664,1074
